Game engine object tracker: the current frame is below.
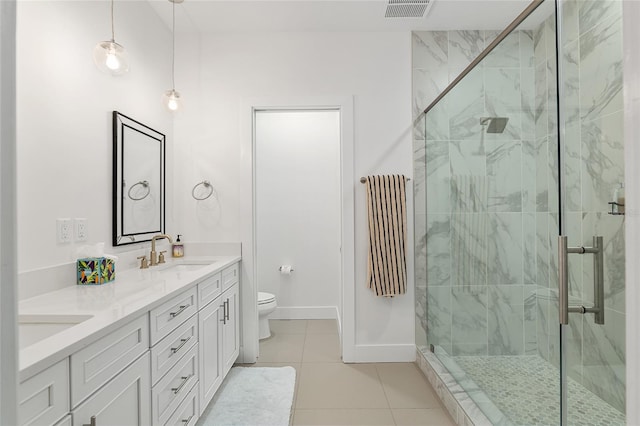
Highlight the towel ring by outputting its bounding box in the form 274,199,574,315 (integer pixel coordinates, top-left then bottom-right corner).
192,180,216,201
128,180,150,201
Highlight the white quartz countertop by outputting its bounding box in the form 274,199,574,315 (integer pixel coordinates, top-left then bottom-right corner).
19,255,241,380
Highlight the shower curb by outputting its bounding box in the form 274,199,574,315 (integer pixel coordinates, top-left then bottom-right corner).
416,348,495,426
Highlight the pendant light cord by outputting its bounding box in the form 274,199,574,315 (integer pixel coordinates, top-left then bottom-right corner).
110,0,115,41
171,0,176,90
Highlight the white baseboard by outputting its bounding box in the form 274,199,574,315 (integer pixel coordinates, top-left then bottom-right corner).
270,306,338,320
348,344,417,363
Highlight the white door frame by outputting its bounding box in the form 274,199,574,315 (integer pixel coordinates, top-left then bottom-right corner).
0,0,19,422
239,96,354,363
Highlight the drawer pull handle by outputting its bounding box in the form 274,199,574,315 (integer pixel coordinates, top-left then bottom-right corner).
83,416,97,426
225,299,230,321
170,304,190,319
170,337,191,354
182,415,194,424
172,375,193,394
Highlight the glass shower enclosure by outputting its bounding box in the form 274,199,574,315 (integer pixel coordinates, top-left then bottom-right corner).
414,0,626,424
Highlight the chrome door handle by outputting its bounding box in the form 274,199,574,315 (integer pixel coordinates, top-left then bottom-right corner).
225,299,230,321
558,236,604,325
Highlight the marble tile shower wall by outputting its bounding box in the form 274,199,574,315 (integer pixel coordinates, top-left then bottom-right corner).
413,28,537,358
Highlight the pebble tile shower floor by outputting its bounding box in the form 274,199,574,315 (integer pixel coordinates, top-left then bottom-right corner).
452,355,625,426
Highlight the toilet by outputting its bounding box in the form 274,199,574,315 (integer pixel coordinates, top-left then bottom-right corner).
258,292,277,340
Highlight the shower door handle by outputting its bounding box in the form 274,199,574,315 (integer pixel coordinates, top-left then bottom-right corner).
558,236,604,325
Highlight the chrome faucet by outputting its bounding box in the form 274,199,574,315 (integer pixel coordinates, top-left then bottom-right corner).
150,234,173,266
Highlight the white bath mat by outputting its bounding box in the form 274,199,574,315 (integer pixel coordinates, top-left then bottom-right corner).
199,366,296,426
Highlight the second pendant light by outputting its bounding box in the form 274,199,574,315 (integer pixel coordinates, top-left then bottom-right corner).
162,0,183,112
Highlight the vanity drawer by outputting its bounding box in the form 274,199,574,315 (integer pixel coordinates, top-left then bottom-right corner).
198,272,221,309
163,383,199,426
221,263,239,292
152,344,199,426
70,314,148,407
151,313,198,385
150,287,198,345
19,358,70,426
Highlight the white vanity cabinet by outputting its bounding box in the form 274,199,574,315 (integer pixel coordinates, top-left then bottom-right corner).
18,358,70,426
70,315,149,407
19,258,242,426
69,314,151,426
198,263,240,414
72,352,151,426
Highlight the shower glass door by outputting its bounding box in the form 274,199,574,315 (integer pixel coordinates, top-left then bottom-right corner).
558,0,626,423
415,0,626,424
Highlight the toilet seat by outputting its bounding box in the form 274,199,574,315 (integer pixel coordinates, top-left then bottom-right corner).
258,292,276,305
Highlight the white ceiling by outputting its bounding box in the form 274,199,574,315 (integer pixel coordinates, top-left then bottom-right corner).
147,0,534,34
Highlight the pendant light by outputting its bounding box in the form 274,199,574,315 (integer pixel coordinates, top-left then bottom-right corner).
162,0,183,112
93,0,129,76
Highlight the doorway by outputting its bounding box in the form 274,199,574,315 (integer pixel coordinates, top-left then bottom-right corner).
254,110,342,326
240,97,355,364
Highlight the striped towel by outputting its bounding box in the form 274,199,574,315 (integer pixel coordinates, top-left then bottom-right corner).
365,175,408,297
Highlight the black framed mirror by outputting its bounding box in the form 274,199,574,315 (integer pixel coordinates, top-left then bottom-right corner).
113,111,165,246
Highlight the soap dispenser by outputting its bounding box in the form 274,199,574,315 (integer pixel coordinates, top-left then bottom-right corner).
172,234,184,258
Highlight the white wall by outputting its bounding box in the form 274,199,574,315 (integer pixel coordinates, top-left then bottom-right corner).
174,31,415,358
255,110,341,318
16,1,174,273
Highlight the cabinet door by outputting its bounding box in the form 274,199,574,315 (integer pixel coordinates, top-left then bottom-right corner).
19,358,69,426
54,415,72,426
70,314,148,407
198,296,223,414
72,352,151,426
222,283,239,375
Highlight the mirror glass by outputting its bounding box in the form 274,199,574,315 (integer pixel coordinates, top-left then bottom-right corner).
113,111,165,246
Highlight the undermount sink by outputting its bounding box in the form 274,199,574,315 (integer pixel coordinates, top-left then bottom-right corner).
19,314,94,349
156,260,215,275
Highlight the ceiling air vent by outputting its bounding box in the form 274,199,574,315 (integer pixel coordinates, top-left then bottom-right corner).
385,0,434,18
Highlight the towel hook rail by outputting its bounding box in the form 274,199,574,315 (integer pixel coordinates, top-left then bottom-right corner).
128,180,150,200
192,180,216,200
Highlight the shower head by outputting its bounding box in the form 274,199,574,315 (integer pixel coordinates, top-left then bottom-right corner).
480,117,509,134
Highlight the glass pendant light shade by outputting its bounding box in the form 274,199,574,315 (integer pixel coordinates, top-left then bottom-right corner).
162,89,182,112
93,40,129,76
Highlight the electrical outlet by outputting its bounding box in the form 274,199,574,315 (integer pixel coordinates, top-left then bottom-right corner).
75,218,88,241
56,218,72,243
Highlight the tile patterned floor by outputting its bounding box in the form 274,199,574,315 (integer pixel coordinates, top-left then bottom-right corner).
247,319,456,426
452,355,626,426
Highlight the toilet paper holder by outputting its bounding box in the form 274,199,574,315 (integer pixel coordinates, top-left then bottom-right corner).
278,266,294,272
